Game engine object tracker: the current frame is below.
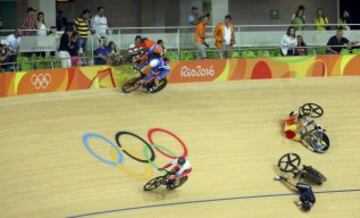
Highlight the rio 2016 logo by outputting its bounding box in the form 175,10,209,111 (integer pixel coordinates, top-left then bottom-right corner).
82,128,189,180
180,65,215,78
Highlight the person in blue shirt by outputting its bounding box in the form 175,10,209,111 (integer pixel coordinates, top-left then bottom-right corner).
94,36,111,65
188,6,201,25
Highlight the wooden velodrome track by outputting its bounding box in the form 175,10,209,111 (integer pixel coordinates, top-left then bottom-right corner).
0,77,360,218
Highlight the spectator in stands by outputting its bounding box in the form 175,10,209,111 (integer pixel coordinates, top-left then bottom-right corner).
315,8,329,31
22,7,37,35
69,32,80,66
338,11,352,30
36,12,47,37
295,35,307,56
58,26,75,68
214,15,235,59
56,10,68,31
195,12,210,59
108,41,121,65
74,9,91,54
0,40,10,72
189,6,201,26
326,29,358,55
91,6,109,37
280,26,297,56
94,36,111,65
157,39,167,57
291,5,306,31
6,29,22,64
108,41,119,55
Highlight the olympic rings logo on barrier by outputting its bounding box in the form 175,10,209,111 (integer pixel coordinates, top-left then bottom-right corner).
31,74,52,90
82,128,189,180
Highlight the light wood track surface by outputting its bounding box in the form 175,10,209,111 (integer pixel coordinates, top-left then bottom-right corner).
0,77,359,218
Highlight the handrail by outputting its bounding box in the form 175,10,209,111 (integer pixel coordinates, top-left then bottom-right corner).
1,23,360,33
1,44,357,69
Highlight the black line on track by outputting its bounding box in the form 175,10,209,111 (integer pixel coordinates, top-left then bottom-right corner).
67,188,360,218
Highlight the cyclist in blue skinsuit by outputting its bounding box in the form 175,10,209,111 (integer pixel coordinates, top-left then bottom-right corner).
274,175,316,211
142,57,170,91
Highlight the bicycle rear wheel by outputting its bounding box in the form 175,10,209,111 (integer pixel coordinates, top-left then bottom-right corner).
149,79,168,94
310,132,330,153
167,176,188,190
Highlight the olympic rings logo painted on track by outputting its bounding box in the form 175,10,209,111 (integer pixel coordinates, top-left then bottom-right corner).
31,74,52,89
82,128,189,180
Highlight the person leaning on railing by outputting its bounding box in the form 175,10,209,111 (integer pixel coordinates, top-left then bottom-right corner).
295,35,307,56
280,26,297,56
58,26,75,68
93,36,111,65
21,7,37,35
214,15,235,59
326,29,359,55
5,29,22,70
194,12,210,59
74,9,92,54
0,40,10,72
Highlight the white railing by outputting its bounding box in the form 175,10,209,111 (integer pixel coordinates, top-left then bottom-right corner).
0,24,359,53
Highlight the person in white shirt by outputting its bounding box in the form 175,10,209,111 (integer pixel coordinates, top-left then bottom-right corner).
36,11,47,36
91,6,109,37
214,15,235,59
281,26,298,56
6,29,22,56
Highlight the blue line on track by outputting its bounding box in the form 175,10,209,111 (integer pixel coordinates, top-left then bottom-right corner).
67,188,360,218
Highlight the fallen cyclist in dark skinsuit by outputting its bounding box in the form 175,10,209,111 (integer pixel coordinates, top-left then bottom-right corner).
274,175,316,211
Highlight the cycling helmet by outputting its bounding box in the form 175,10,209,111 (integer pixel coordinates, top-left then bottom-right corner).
177,157,186,165
289,111,298,117
149,59,160,68
300,195,312,211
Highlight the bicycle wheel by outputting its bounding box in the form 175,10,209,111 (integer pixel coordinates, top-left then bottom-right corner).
143,176,165,191
122,77,142,94
300,103,324,118
167,176,188,191
277,153,301,173
149,79,168,94
310,132,330,153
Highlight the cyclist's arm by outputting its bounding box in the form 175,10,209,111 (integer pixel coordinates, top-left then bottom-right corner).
280,177,298,191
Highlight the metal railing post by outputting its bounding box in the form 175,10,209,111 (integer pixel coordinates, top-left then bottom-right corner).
177,27,181,59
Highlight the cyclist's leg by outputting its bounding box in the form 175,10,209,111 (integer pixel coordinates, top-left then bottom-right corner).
153,68,170,87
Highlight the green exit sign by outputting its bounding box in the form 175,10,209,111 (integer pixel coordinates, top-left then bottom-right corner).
270,10,280,19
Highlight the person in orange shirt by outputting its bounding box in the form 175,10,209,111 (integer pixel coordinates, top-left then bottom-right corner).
194,12,210,59
214,15,235,59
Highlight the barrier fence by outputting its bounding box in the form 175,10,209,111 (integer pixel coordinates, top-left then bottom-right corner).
1,54,360,97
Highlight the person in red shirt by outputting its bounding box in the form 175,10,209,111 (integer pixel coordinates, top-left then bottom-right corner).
22,7,37,35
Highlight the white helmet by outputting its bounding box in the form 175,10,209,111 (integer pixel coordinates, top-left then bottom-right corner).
149,59,159,68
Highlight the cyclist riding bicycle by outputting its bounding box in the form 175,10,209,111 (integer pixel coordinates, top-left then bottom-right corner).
274,175,316,211
135,37,163,70
141,57,170,91
158,157,192,185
